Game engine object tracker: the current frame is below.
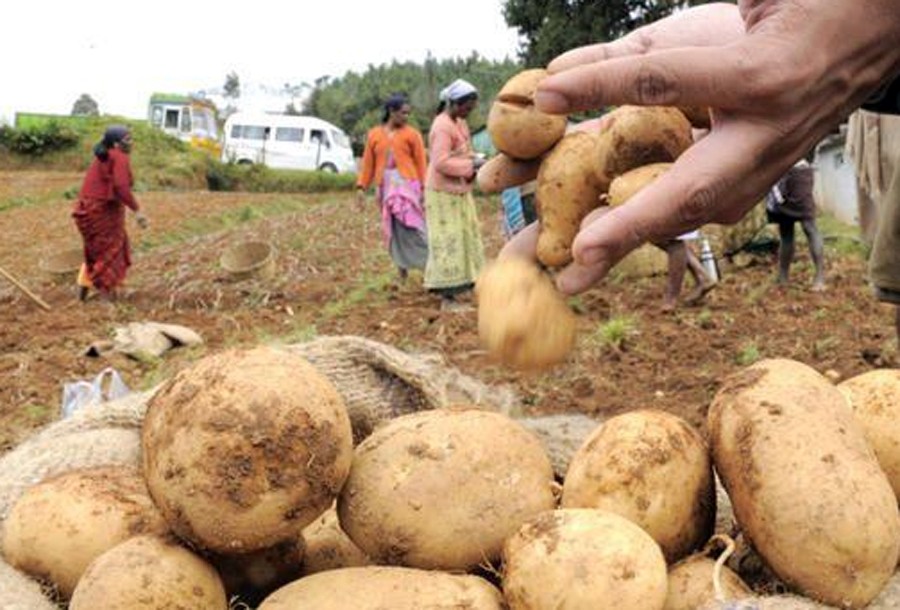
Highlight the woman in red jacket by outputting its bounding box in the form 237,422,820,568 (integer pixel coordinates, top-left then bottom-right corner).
72,125,148,301
356,94,428,280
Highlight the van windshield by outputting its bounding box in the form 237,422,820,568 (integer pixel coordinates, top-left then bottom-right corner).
330,129,350,149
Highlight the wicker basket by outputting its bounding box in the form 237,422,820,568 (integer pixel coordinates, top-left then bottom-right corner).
38,248,83,284
220,241,275,280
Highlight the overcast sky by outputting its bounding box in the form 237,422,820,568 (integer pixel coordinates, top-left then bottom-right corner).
2,0,522,124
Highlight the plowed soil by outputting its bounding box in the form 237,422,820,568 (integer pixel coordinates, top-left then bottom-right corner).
1,170,896,453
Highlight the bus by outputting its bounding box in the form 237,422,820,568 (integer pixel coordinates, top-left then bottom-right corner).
148,93,220,156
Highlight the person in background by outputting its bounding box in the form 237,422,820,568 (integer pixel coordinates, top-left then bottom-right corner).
356,93,429,281
72,125,148,302
423,78,486,312
846,111,900,347
656,230,716,313
765,156,826,291
498,2,900,298
501,180,537,240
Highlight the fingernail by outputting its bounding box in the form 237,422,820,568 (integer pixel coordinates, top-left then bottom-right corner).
534,90,569,114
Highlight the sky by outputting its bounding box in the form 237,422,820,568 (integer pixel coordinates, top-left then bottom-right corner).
1,0,522,124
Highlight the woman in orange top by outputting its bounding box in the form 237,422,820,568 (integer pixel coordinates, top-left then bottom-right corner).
356,94,428,280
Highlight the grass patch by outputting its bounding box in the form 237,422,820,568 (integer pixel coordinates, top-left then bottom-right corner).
322,271,394,318
818,212,869,259
590,315,639,351
735,342,761,366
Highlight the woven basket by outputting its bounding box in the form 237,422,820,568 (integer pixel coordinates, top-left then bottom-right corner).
38,248,83,285
0,335,520,607
220,241,275,281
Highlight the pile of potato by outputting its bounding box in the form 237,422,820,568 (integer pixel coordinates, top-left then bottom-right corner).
3,341,900,609
476,69,703,371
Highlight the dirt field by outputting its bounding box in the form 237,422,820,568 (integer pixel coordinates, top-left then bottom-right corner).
1,169,896,453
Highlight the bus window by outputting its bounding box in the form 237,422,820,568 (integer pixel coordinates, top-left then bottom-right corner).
180,106,191,133
164,109,180,129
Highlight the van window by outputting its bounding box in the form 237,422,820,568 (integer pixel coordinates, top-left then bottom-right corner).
310,129,328,147
232,125,268,140
275,127,304,142
330,129,350,149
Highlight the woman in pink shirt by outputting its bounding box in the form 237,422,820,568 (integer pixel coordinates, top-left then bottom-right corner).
423,79,486,311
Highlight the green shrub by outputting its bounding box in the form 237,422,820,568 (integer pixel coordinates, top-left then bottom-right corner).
0,121,80,156
206,160,356,193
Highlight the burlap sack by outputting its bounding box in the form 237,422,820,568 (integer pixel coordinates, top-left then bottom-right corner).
0,335,520,609
517,413,602,480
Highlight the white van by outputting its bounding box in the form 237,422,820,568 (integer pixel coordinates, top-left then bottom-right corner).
221,112,356,173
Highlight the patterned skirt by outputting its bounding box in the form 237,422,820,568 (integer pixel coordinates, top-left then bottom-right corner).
423,190,484,292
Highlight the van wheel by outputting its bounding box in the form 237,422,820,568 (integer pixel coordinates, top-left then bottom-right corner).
319,163,338,173
237,159,253,165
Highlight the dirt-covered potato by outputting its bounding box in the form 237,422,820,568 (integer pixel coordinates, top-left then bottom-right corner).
1,466,168,599
535,130,604,267
300,505,370,576
476,152,542,194
69,535,227,610
258,566,505,609
503,509,668,610
664,554,751,610
562,409,715,563
487,69,568,160
476,256,577,371
142,346,353,554
536,105,691,267
338,408,556,570
709,359,900,608
606,162,672,207
839,369,900,500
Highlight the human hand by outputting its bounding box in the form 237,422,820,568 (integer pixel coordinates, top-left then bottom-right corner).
135,212,149,229
532,1,900,295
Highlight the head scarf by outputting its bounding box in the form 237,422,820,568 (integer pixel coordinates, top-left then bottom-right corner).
382,93,409,123
93,125,130,160
439,79,478,103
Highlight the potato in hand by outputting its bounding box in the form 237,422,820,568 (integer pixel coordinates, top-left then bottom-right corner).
476,256,576,371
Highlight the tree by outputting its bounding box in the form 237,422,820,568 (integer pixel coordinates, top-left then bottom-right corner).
223,71,240,118
70,94,99,116
502,0,722,67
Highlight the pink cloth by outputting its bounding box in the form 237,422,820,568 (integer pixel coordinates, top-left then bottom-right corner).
378,153,425,246
425,112,476,194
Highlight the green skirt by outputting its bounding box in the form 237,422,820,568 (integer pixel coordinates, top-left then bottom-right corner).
423,189,485,291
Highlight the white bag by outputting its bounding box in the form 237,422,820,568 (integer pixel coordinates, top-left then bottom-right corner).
60,368,131,419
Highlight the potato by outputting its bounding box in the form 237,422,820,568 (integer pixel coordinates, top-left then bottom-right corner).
709,359,900,608
535,130,604,267
338,408,556,570
488,69,568,160
1,466,167,599
300,504,370,576
536,106,692,267
606,162,672,207
142,346,353,553
838,369,900,500
665,554,751,610
258,566,504,609
503,508,668,610
476,152,542,193
476,256,577,371
562,409,715,563
678,105,712,129
69,534,227,610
